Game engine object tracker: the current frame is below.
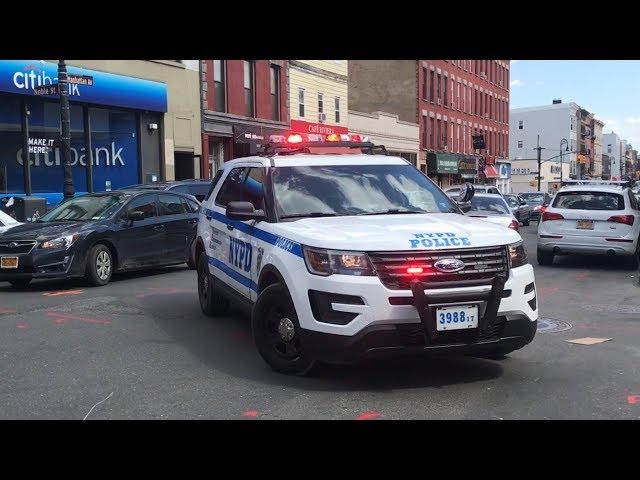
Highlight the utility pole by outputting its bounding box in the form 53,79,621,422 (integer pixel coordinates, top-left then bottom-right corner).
58,60,74,199
534,135,546,192
20,100,32,196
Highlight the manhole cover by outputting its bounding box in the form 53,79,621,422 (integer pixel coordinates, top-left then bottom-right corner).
538,317,572,334
581,304,640,315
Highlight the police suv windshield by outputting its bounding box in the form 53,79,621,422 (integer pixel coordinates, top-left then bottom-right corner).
272,164,457,218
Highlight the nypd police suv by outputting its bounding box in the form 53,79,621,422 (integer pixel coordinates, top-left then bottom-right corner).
194,134,538,375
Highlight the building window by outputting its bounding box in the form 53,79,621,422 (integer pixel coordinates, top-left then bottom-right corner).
243,61,254,118
422,116,427,148
298,88,305,117
436,74,442,103
213,60,225,113
335,97,340,123
518,141,523,149
570,117,575,130
270,65,280,121
429,70,434,101
429,117,434,148
422,67,427,100
518,120,523,130
443,76,448,106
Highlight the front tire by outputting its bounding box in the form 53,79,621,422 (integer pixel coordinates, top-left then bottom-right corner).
86,244,113,286
252,283,317,376
197,253,229,316
537,248,554,266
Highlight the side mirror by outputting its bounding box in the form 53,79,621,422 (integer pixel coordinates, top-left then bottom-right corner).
457,182,475,203
226,201,266,222
127,210,145,222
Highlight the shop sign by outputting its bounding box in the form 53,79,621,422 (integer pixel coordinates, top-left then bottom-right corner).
290,119,348,136
458,156,477,175
233,124,288,145
498,163,511,179
33,84,59,96
27,136,58,154
435,153,459,174
0,60,167,112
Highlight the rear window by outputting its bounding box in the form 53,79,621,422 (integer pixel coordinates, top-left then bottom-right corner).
552,191,624,211
469,196,510,215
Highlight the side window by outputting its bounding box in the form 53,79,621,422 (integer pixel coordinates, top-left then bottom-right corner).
245,167,266,210
628,192,639,211
170,185,190,195
126,194,157,219
215,168,249,207
189,184,211,202
181,197,201,213
158,194,187,216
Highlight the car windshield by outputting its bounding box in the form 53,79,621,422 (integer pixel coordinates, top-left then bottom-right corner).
469,196,510,215
39,194,130,222
520,193,546,203
272,164,458,218
552,191,624,210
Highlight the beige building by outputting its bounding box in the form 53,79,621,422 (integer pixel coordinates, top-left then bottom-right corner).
65,60,202,181
510,158,571,194
592,118,604,179
348,110,419,166
289,61,348,136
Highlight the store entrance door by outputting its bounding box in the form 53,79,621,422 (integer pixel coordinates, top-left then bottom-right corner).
174,152,195,180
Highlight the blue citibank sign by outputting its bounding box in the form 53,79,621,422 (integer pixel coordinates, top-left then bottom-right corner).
0,60,167,112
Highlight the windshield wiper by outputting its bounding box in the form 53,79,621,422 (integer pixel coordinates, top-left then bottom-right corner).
279,212,340,219
358,209,427,216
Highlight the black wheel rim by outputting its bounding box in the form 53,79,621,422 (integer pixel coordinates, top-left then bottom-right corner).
264,304,302,360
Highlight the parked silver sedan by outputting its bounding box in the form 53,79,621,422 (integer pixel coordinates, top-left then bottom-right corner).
504,194,532,226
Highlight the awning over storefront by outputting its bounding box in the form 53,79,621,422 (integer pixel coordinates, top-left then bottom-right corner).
484,165,500,178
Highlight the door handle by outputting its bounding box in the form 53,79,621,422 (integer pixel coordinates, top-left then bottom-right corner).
226,224,234,231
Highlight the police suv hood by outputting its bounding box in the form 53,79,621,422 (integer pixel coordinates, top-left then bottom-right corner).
272,213,521,251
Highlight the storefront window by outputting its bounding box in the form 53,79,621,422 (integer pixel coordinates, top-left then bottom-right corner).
0,94,21,193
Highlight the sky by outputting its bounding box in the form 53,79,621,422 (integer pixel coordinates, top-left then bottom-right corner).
510,60,640,147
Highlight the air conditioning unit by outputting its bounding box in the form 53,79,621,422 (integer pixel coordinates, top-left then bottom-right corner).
480,72,487,79
436,98,442,106
318,112,327,123
499,80,503,87
483,113,489,118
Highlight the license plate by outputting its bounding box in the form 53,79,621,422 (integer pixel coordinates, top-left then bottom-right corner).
576,220,594,230
436,305,478,331
1,256,18,269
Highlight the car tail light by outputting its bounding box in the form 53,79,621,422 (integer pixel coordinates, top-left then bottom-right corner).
542,211,564,222
608,215,635,226
508,219,519,231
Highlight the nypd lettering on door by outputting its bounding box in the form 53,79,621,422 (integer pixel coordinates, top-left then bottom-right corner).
229,237,252,272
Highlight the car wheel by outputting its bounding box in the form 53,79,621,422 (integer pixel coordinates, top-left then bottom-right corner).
9,279,31,289
197,253,229,316
252,283,317,376
186,254,197,270
537,248,554,266
86,244,113,286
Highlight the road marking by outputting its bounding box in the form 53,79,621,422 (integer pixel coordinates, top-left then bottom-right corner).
83,391,114,420
574,272,590,281
538,287,559,296
628,395,640,405
16,324,28,329
43,290,84,297
565,337,611,345
46,311,111,325
356,411,381,420
0,308,17,314
242,410,259,418
135,287,196,298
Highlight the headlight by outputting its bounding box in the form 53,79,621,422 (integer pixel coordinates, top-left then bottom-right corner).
40,233,80,250
303,246,375,276
508,241,528,268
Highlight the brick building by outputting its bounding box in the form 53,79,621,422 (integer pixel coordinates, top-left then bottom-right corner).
200,60,289,178
349,60,510,188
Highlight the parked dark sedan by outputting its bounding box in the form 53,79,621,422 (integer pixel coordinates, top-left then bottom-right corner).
504,194,531,226
122,179,211,202
519,192,552,221
0,190,200,288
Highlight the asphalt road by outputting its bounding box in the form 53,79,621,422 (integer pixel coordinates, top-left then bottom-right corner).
2,224,640,420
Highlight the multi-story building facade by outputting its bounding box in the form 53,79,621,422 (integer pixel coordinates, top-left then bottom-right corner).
577,107,594,178
592,118,604,179
0,59,202,206
200,60,289,178
510,101,579,180
349,60,510,189
289,61,348,138
603,132,624,180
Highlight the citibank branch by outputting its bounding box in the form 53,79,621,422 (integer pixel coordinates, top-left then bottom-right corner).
0,60,168,206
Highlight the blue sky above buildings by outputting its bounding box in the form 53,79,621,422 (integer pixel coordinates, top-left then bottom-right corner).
510,60,640,147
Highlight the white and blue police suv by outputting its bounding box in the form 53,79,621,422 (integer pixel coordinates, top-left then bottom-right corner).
194,134,538,375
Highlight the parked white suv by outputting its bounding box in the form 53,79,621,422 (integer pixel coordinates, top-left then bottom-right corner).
194,135,538,375
537,180,640,268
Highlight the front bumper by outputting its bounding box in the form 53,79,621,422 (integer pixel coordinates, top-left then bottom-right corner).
0,247,85,282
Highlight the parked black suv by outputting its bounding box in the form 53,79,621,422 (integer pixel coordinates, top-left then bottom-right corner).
122,179,211,202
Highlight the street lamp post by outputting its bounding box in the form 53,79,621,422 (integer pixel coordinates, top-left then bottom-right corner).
560,138,568,184
58,60,74,199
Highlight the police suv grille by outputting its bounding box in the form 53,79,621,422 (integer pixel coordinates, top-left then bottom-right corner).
367,246,508,290
0,240,36,254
